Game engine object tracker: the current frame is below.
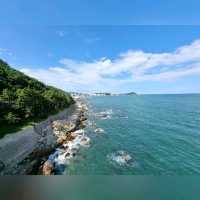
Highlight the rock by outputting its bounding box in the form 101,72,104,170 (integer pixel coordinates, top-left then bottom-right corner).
70,130,84,138
48,151,59,161
79,104,88,112
42,160,54,175
63,122,76,131
71,147,79,154
26,159,40,174
79,122,86,129
80,136,91,146
52,120,76,137
41,127,49,137
72,153,76,157
64,152,71,158
80,116,87,122
65,133,75,141
57,132,75,144
62,144,69,149
38,137,46,143
57,137,64,144
71,132,78,138
123,154,132,162
74,129,84,135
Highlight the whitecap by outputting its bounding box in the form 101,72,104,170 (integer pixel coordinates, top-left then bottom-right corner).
73,129,85,135
95,109,113,120
107,150,134,167
94,128,105,133
48,129,91,173
80,136,91,147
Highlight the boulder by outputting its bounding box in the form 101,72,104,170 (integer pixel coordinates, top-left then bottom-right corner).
57,138,63,144
70,132,78,138
65,133,75,141
52,120,76,136
42,160,54,175
80,136,91,146
80,116,87,122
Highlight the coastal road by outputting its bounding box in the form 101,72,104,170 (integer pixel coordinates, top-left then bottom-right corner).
0,127,39,168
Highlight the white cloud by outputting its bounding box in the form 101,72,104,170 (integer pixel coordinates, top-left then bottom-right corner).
47,52,54,58
20,39,200,92
56,31,65,37
0,48,13,57
83,37,100,44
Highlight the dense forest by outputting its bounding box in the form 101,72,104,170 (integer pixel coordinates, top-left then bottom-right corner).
0,59,74,136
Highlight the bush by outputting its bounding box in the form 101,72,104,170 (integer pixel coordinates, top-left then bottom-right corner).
16,88,50,118
4,112,20,124
0,88,16,104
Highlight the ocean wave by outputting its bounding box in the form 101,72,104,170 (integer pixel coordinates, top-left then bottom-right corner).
117,115,128,119
87,120,97,129
94,128,105,133
47,129,91,174
95,109,113,120
107,150,134,167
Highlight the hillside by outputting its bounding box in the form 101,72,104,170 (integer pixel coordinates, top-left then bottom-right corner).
0,59,74,137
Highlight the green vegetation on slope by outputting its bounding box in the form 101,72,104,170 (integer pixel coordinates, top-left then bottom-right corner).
0,59,74,137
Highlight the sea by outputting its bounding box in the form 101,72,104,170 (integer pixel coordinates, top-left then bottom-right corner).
63,94,200,175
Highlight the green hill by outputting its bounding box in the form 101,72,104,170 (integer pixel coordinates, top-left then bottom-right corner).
0,59,74,137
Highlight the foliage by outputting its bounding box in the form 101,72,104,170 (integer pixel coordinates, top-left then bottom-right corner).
0,59,74,133
4,112,20,124
0,88,16,104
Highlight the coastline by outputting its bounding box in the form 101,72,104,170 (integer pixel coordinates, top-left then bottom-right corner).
41,96,90,175
0,96,88,175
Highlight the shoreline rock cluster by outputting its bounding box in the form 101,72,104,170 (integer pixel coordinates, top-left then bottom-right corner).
42,99,90,175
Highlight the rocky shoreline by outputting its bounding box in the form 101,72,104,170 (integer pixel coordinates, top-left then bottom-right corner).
41,97,90,175
0,96,89,175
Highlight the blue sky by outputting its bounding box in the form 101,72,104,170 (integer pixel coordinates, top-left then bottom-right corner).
1,26,200,94
1,0,200,25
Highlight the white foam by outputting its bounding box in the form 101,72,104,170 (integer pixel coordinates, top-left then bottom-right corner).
107,150,133,167
74,129,85,135
48,129,91,173
96,109,113,120
94,128,105,133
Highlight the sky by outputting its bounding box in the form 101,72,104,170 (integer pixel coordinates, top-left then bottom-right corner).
0,1,200,94
1,26,200,94
1,0,200,25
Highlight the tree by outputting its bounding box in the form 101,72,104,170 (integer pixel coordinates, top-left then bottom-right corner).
43,88,73,111
0,88,16,104
4,112,20,124
0,58,74,135
16,88,49,118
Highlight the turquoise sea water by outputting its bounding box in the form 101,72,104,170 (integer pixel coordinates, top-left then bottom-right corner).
65,94,200,175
